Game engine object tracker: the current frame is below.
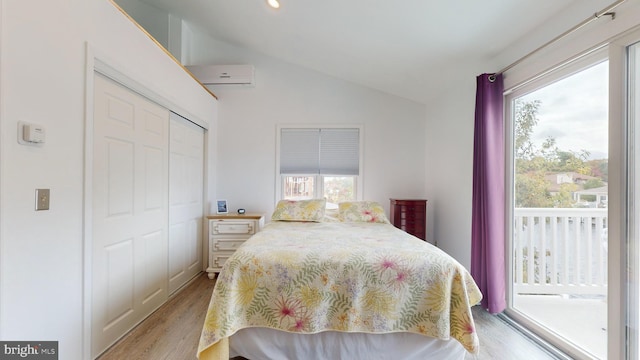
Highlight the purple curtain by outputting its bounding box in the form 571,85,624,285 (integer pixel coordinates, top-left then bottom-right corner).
471,73,506,314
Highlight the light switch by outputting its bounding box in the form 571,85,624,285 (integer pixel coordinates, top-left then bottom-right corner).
35,189,50,211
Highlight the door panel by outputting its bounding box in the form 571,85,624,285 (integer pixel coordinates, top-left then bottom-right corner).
140,229,166,303
168,113,204,294
143,146,165,210
106,139,134,217
104,238,134,330
92,73,169,357
506,56,609,359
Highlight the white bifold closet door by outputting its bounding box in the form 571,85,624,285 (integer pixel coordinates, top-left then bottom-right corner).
92,73,170,357
168,112,204,294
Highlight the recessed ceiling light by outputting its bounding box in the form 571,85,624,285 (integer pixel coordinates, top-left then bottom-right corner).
267,0,280,9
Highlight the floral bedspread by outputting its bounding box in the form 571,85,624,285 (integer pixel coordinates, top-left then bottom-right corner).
198,221,482,359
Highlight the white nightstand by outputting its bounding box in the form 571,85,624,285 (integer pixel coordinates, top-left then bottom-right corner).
206,213,264,279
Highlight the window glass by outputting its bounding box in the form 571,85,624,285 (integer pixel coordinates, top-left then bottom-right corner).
322,176,356,206
283,176,315,200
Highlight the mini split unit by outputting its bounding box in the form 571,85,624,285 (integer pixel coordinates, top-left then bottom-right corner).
186,64,255,86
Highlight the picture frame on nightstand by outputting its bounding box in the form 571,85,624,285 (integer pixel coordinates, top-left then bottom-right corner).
216,199,228,214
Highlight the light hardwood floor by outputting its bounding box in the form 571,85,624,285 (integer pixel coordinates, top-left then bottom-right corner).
98,272,558,360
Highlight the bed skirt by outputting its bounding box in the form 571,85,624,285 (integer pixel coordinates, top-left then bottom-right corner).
227,328,467,360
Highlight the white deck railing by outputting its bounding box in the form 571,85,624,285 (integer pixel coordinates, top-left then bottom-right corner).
513,208,608,296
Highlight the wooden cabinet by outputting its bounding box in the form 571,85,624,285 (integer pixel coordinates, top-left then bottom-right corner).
389,199,427,241
206,214,264,278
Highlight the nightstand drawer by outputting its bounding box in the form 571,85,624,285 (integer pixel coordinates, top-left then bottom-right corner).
211,221,255,235
213,238,246,251
211,251,235,269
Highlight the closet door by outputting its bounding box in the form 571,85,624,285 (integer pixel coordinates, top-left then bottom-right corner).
168,112,204,294
91,73,169,357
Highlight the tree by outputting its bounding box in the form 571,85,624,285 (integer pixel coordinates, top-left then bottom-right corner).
551,149,591,174
515,172,553,208
552,183,578,208
514,99,541,161
583,178,604,190
588,159,608,182
514,99,551,208
513,98,606,208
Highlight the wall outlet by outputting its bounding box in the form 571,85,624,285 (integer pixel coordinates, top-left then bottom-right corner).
35,189,50,211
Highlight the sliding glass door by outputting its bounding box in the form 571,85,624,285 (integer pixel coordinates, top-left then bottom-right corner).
506,31,640,359
506,53,610,359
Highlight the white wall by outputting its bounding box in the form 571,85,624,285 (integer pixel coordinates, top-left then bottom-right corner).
0,1,216,359
422,60,490,268
184,28,429,224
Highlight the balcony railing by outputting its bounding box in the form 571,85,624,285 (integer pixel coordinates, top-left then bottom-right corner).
513,208,608,296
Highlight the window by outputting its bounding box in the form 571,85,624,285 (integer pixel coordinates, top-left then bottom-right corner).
277,126,362,207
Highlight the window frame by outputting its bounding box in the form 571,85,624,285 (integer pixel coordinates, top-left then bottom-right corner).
275,124,364,204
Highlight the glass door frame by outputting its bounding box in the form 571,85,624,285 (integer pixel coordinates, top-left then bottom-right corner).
627,38,640,360
607,33,629,360
502,28,640,359
610,30,640,360
504,47,613,359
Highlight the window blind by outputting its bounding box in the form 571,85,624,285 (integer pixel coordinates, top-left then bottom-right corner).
280,128,360,175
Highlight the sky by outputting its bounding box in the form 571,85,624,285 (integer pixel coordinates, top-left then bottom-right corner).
516,60,609,160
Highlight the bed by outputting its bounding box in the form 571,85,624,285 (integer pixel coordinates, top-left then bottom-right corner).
198,200,482,360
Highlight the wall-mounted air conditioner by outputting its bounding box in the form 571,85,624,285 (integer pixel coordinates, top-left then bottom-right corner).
186,64,255,86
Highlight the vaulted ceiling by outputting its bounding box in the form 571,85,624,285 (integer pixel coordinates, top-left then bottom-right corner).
138,0,612,103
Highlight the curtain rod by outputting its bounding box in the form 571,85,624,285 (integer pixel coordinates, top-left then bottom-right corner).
489,0,626,81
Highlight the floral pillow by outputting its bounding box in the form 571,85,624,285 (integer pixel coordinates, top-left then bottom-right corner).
338,201,390,223
271,199,326,222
